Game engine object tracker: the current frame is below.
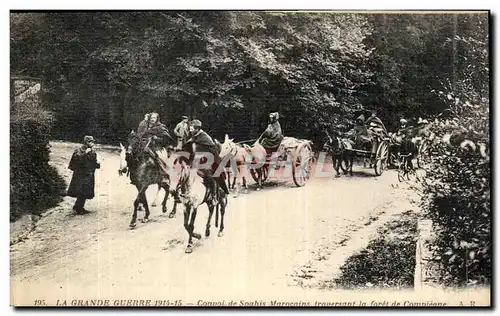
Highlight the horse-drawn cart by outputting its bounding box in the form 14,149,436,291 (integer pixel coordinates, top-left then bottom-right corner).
344,118,390,176
247,137,315,187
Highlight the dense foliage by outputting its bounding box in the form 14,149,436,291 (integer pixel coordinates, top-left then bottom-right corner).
10,92,67,221
10,12,490,285
418,22,490,286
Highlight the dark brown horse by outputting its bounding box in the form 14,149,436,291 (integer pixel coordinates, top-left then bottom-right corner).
118,131,178,227
323,131,354,177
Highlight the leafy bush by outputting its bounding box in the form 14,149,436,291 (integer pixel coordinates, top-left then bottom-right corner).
419,32,490,286
10,101,66,222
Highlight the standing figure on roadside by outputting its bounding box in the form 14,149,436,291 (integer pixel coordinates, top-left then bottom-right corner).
67,136,101,215
174,115,190,151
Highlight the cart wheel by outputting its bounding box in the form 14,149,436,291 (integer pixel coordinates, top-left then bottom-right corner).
250,166,267,183
374,141,389,176
292,143,313,187
261,165,269,182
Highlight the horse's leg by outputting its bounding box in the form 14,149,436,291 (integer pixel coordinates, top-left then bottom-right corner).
184,204,194,253
130,196,140,228
233,168,239,198
205,201,215,237
215,200,220,228
130,185,145,228
141,190,150,223
169,200,178,218
218,195,227,237
151,183,161,207
243,175,248,194
189,206,201,240
333,156,341,177
349,154,354,176
160,182,169,214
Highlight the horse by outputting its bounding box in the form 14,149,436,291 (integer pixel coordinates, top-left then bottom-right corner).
323,131,354,177
118,131,178,227
245,140,267,191
156,149,228,254
214,138,237,193
219,134,254,197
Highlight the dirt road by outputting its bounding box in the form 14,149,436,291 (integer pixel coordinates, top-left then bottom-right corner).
10,141,421,305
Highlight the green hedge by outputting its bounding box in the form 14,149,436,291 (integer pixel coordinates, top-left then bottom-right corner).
10,110,66,222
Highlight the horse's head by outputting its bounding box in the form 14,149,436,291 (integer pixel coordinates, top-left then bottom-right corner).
220,134,236,158
118,142,129,176
118,130,139,176
323,131,341,151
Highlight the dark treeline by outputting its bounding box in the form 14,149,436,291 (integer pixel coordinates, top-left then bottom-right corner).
10,12,487,145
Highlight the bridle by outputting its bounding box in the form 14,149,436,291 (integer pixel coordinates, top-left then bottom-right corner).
229,141,238,157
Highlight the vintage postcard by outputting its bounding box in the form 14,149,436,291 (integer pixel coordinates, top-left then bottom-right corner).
9,10,491,307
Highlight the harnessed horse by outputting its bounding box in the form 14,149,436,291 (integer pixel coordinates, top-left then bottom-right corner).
323,131,354,177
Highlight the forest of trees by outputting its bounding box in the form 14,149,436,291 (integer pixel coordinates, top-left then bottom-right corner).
10,11,490,287
10,12,487,144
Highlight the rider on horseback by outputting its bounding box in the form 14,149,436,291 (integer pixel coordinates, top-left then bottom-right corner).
129,112,172,185
185,119,230,200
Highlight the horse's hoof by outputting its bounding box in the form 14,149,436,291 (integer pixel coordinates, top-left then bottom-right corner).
151,203,157,207
205,230,211,237
193,233,202,240
244,189,248,194
141,218,149,223
162,208,167,214
218,231,224,237
335,174,341,178
185,245,193,254
257,188,261,191
129,223,136,228
168,212,176,218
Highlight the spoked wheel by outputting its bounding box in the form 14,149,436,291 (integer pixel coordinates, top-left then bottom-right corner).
374,140,389,176
292,143,314,187
250,165,269,183
261,165,269,182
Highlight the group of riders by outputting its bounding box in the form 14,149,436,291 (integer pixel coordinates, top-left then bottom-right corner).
127,109,433,201
127,111,285,202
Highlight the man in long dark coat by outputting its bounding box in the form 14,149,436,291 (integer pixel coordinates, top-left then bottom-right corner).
141,112,172,152
259,112,284,151
67,135,100,214
185,119,230,199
